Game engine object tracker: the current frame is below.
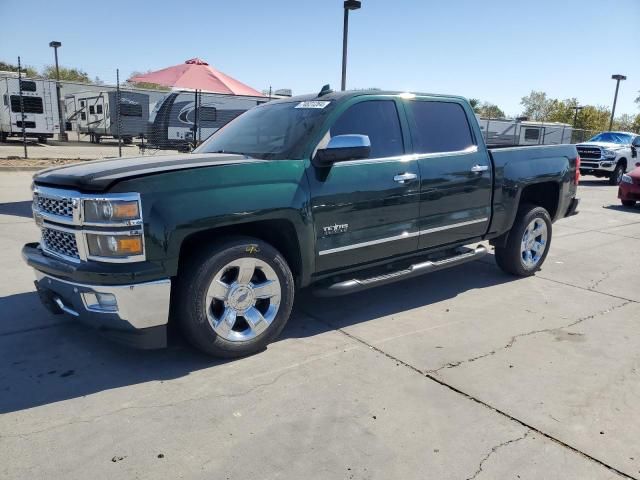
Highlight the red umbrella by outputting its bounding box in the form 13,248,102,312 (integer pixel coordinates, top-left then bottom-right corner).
129,58,263,96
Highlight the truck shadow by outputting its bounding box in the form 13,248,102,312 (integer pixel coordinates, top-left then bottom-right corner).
0,200,33,219
0,259,512,414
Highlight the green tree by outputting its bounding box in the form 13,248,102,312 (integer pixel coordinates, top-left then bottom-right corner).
613,114,635,132
0,60,38,78
468,98,481,112
632,114,640,134
41,65,90,82
520,90,556,121
477,102,505,119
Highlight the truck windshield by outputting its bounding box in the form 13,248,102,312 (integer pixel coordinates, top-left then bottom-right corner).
195,101,334,159
587,132,633,144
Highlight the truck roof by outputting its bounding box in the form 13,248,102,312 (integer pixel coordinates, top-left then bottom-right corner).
269,89,469,105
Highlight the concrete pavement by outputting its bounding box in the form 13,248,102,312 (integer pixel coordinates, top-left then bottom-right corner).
0,172,638,479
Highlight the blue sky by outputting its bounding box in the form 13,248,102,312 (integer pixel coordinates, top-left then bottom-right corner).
1,0,638,117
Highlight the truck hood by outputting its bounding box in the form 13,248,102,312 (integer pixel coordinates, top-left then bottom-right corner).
33,153,267,192
576,141,626,150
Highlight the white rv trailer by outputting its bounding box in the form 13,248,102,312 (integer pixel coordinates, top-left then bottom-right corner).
65,89,154,143
476,117,573,146
0,74,60,143
147,91,267,150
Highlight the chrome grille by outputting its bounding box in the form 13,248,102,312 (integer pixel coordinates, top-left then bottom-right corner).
576,146,601,160
35,194,74,218
42,227,79,260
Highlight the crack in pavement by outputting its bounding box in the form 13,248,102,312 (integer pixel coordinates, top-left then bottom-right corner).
534,275,638,304
465,430,531,480
427,301,631,374
300,309,637,479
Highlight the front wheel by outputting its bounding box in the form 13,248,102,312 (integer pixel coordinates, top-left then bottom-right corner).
609,164,625,185
176,237,295,358
495,204,552,277
621,200,636,207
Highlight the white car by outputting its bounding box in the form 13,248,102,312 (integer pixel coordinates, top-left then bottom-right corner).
576,131,640,185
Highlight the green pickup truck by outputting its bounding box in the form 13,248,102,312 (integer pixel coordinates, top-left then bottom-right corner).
23,89,580,357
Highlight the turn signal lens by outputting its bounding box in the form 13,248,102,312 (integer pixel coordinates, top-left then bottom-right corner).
86,233,143,258
575,155,580,184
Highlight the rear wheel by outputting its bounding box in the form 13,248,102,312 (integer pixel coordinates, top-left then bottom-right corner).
495,204,552,277
609,164,625,185
38,136,47,144
176,237,295,358
621,200,636,207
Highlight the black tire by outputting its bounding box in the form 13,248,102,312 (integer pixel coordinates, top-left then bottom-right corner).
38,136,47,144
175,237,295,358
0,132,7,143
621,200,636,207
495,204,552,277
609,164,625,185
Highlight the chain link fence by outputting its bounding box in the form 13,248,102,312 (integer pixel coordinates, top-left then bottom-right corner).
1,67,273,160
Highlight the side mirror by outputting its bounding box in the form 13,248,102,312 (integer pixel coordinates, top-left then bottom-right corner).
313,134,371,167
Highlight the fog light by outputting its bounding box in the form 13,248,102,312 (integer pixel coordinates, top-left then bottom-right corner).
82,292,118,312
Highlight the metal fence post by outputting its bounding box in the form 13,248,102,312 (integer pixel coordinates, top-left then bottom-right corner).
17,57,27,159
116,69,122,158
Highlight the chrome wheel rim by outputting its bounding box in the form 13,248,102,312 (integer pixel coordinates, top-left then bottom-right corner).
520,218,548,269
204,258,281,342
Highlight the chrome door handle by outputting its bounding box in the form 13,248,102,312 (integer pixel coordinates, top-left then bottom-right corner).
471,164,489,173
394,173,418,184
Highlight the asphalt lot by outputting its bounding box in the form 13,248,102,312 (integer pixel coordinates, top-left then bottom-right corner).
0,172,639,480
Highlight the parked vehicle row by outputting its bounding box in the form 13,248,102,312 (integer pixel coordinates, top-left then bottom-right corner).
23,88,580,357
576,131,640,185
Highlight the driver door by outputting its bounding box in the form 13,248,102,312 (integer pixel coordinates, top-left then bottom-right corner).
307,98,421,273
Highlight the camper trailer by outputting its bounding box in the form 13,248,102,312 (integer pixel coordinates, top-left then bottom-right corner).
66,90,150,143
476,117,573,146
148,91,266,150
0,74,60,143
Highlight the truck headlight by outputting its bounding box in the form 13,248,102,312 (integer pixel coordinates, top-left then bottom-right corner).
83,197,141,224
86,233,144,258
621,174,633,184
602,149,616,159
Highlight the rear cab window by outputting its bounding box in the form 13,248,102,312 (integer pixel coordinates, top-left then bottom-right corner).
406,100,475,154
329,100,404,158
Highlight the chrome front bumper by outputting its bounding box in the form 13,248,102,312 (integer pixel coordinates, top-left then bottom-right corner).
33,271,171,348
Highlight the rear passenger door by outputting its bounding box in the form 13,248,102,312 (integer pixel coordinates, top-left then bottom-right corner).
308,98,420,272
404,99,492,250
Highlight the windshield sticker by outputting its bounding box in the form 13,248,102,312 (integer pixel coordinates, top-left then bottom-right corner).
295,101,331,109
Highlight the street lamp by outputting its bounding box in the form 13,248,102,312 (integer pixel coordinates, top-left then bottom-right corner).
609,74,626,131
341,0,361,91
572,105,583,126
49,41,67,141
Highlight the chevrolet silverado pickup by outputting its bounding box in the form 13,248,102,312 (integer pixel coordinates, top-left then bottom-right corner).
576,131,639,185
23,89,580,357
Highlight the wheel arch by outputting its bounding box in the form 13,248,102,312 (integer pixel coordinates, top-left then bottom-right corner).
177,219,306,288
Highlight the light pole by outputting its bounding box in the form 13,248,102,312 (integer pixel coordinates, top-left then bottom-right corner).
609,74,626,131
49,41,67,141
341,0,361,91
572,105,583,126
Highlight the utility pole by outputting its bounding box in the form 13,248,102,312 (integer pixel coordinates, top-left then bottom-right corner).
49,41,67,141
341,0,361,91
17,57,27,159
116,69,122,157
609,74,626,131
572,105,583,126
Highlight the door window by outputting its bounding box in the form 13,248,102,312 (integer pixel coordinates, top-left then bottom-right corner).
89,105,95,114
96,105,103,114
408,101,474,154
330,100,404,158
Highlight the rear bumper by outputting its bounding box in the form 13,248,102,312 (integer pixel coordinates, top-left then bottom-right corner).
24,244,171,349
